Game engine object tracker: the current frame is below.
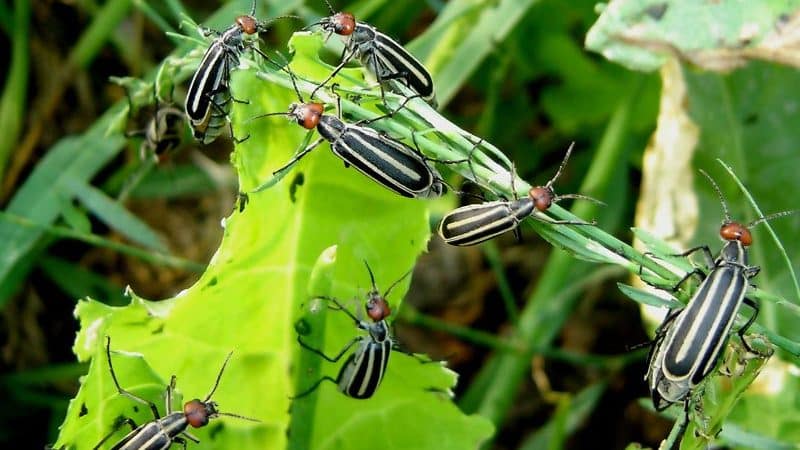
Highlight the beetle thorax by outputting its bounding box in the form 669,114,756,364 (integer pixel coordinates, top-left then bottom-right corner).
367,320,390,343
718,239,747,267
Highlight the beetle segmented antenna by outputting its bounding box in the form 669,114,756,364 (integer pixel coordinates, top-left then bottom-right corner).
244,63,308,124
699,169,732,224
529,143,603,212
322,0,336,14
302,0,339,31
383,268,412,299
203,351,233,402
192,351,261,422
364,260,378,292
748,209,798,228
217,411,261,422
248,0,256,16
544,142,574,190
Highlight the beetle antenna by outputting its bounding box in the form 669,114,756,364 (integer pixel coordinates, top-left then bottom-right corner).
545,142,574,190
383,269,412,299
699,169,732,224
204,352,233,402
748,210,798,229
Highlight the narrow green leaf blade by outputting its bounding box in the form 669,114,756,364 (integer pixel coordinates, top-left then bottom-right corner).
64,177,166,251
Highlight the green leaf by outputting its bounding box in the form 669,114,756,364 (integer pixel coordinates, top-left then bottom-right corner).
409,0,542,106
586,0,800,72
0,128,125,307
126,164,218,199
38,257,126,306
55,331,176,450
519,383,608,450
54,29,494,450
0,0,296,309
617,283,681,309
64,176,167,251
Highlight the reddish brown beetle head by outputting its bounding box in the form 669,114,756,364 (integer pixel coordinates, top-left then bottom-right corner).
720,222,752,246
529,186,555,211
330,12,356,36
184,399,218,428
366,295,391,322
236,15,259,35
289,103,324,130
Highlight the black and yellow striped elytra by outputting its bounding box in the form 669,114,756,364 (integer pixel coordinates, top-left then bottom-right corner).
310,319,393,399
185,1,293,144
294,298,394,399
342,322,392,398
645,239,757,411
253,99,445,198
315,113,445,198
438,144,597,246
644,169,796,412
185,16,254,144
94,337,258,450
438,198,534,246
138,106,185,162
309,2,436,106
118,79,185,163
105,413,192,450
293,262,410,399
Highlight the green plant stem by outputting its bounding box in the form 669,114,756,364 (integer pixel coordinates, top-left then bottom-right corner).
465,79,640,435
482,240,520,325
0,0,30,179
133,0,178,37
67,0,133,69
2,0,133,199
411,0,542,107
0,212,205,273
398,302,646,369
398,304,523,353
259,68,679,284
164,0,189,22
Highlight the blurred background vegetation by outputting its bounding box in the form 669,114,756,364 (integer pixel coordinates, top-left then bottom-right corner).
1,0,799,449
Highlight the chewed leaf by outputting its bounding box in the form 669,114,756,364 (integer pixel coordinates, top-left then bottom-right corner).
56,30,493,450
55,337,172,450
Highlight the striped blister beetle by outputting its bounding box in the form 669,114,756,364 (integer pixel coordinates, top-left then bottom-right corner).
114,76,185,163
307,0,437,107
248,68,448,198
124,88,185,163
644,170,796,422
134,105,185,163
293,262,425,399
438,143,600,246
112,76,188,202
185,0,295,144
94,336,258,450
